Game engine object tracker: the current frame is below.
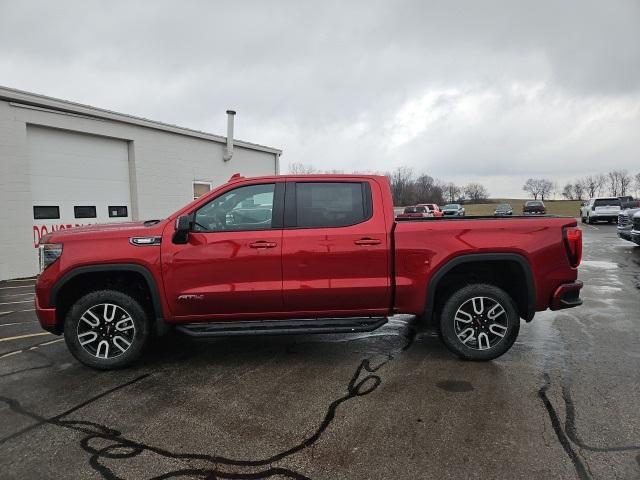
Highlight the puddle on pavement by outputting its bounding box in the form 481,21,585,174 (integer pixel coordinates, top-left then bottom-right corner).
580,260,618,269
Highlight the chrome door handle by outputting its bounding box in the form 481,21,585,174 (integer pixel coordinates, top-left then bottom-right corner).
354,238,381,246
249,241,278,249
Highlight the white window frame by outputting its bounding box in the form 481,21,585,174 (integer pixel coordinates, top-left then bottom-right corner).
193,180,213,200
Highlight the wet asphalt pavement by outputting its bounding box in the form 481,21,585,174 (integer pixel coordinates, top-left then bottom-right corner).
1,222,639,479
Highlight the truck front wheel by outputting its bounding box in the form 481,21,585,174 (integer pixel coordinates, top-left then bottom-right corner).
64,289,151,369
439,283,520,361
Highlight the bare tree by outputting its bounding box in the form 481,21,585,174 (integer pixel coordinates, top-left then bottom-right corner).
414,174,444,205
562,183,575,200
582,174,605,198
539,179,554,201
596,173,607,196
635,172,640,197
606,170,628,196
389,167,416,206
522,178,542,199
523,178,553,200
572,181,585,200
464,183,489,202
288,162,317,174
619,170,632,196
607,171,618,196
444,182,462,203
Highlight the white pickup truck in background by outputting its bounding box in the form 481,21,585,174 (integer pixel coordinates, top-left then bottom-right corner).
580,197,622,224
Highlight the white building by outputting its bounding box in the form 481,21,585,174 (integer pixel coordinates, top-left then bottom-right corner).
0,86,282,280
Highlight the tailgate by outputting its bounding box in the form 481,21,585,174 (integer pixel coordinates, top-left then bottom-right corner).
594,206,619,214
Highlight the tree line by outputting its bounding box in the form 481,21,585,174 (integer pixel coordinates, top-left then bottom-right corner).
289,163,489,206
523,170,640,201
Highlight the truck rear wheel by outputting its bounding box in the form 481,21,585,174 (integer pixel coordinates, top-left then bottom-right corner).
64,289,151,369
439,283,519,361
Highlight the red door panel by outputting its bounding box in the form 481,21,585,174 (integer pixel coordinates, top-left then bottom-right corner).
161,181,284,320
282,228,389,312
281,180,391,315
163,230,283,317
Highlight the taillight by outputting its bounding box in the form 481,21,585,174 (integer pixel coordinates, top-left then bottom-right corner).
563,227,582,268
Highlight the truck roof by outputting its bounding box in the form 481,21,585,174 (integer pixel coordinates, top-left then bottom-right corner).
227,173,390,184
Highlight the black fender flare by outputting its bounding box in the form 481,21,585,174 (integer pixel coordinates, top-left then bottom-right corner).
423,253,536,323
49,263,166,330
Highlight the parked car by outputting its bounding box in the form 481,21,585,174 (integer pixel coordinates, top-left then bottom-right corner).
396,205,430,218
617,207,640,242
419,203,444,217
522,200,546,215
494,203,513,216
630,211,640,246
580,197,621,224
398,204,443,218
441,203,465,216
35,174,583,369
619,196,640,209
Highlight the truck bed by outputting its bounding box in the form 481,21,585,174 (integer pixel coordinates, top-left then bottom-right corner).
392,214,579,316
395,214,569,222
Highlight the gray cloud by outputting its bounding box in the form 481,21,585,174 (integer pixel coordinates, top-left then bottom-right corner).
1,0,639,197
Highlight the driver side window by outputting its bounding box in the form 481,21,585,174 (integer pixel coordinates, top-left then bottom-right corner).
193,183,275,232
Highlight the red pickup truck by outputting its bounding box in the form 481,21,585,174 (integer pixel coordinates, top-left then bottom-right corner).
35,174,583,369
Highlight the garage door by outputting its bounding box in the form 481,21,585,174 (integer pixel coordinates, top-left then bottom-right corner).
28,125,131,247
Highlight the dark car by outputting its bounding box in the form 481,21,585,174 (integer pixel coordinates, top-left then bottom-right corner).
523,200,546,215
494,203,513,216
619,196,640,209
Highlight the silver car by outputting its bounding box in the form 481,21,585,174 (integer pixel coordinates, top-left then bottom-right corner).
618,207,640,242
441,203,465,216
630,211,640,246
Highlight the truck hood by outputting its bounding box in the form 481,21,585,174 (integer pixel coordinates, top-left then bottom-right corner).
39,220,166,244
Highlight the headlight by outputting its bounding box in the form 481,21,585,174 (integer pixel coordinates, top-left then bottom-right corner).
38,243,63,272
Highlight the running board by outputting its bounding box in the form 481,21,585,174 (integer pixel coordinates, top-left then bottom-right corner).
175,317,388,337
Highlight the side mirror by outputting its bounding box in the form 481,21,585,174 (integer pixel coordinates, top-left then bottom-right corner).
173,215,193,244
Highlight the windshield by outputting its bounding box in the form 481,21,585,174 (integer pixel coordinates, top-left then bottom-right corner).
526,201,543,206
443,204,459,209
497,204,511,209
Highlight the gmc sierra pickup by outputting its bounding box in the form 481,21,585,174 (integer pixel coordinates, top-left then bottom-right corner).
35,174,583,369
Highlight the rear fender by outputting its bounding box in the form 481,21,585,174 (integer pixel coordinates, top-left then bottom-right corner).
423,253,536,323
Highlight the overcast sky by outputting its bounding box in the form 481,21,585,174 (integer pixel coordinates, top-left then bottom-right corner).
1,0,639,197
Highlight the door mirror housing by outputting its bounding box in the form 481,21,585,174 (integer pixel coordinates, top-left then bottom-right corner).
173,215,193,244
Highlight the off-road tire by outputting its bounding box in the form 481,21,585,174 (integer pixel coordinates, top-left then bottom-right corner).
439,283,520,361
64,289,151,369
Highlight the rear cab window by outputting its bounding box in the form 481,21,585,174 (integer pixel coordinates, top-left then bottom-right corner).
594,198,621,207
286,181,372,228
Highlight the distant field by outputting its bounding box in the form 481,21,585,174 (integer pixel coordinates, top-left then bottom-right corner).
463,199,582,217
395,199,582,217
